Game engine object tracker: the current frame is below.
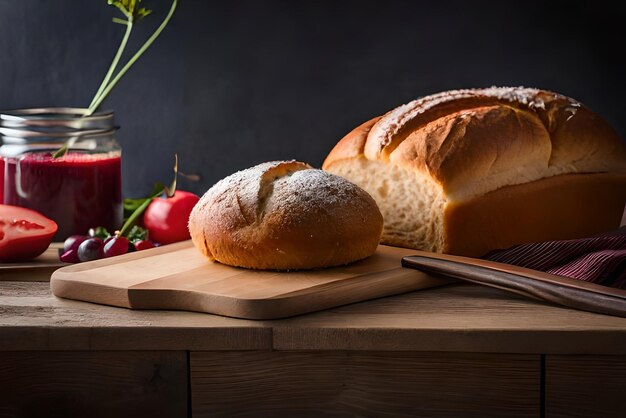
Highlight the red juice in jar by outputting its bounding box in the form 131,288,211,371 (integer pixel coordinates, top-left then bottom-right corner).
2,152,122,240
0,157,4,203
1,108,121,240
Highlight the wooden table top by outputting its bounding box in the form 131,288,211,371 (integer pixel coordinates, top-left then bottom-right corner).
2,279,626,354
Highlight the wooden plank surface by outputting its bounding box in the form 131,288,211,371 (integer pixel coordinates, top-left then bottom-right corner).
271,284,626,354
546,355,626,418
0,351,187,418
191,351,539,417
0,243,65,282
3,281,626,353
0,281,272,351
50,242,448,319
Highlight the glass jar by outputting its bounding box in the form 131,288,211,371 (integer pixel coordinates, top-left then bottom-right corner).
0,108,123,240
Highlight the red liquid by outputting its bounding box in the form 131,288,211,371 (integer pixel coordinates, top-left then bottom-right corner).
1,152,122,240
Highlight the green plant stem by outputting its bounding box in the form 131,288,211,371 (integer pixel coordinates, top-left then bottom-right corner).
117,154,179,237
89,18,133,109
117,187,162,237
86,0,178,115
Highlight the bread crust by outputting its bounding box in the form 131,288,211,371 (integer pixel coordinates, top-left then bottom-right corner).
323,87,626,256
324,87,626,200
322,117,380,164
189,161,384,270
444,173,626,257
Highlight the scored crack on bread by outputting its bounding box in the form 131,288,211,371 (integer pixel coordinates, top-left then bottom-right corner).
323,87,626,256
188,160,384,270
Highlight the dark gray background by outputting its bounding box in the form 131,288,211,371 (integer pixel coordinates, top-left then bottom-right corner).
1,0,624,197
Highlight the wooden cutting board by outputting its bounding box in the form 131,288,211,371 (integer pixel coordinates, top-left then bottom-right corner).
50,241,448,319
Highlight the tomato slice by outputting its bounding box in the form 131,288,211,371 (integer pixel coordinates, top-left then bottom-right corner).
0,204,58,262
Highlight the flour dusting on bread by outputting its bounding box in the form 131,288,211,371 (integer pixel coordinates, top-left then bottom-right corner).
189,161,383,270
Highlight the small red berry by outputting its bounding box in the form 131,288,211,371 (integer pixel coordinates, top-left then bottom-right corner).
134,240,156,251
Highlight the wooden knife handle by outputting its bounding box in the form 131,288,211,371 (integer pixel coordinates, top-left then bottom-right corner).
402,253,626,318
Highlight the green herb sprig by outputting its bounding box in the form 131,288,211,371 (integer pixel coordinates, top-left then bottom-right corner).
87,0,178,115
117,154,179,237
53,0,177,159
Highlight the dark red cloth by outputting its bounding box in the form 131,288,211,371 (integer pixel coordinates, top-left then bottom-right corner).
483,227,626,289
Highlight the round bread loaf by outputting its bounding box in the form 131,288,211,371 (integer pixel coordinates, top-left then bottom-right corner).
188,160,383,270
323,87,626,257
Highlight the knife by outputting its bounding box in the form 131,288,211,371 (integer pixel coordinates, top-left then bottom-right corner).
402,251,626,318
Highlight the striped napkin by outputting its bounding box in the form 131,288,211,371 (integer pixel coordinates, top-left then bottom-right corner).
484,227,626,289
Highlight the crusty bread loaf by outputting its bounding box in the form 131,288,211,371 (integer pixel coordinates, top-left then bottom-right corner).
323,87,626,257
188,160,383,270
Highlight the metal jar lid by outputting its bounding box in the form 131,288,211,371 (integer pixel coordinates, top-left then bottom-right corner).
0,108,115,131
0,108,118,143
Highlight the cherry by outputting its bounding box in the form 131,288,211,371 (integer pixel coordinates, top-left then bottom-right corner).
103,236,130,258
134,240,155,251
60,249,80,263
77,238,104,262
63,235,88,253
